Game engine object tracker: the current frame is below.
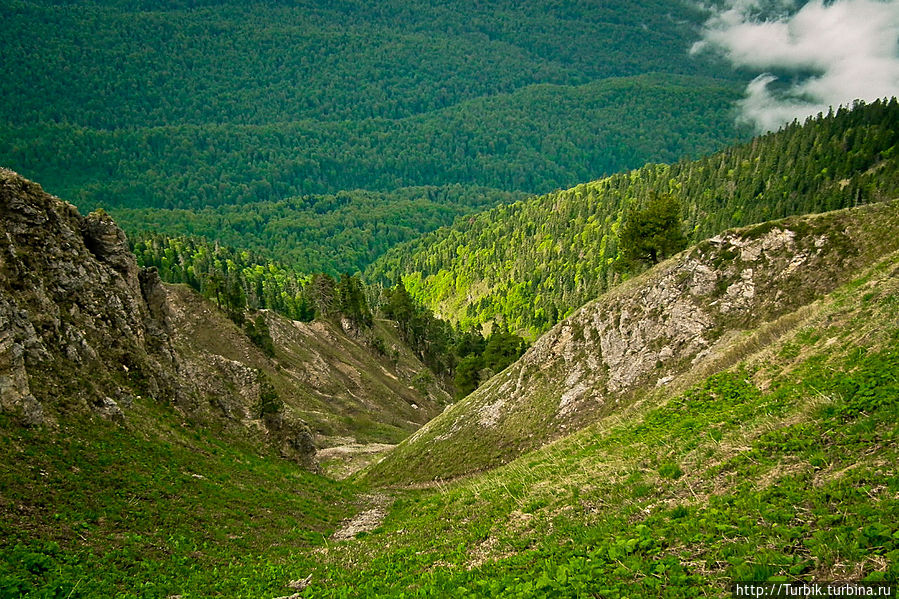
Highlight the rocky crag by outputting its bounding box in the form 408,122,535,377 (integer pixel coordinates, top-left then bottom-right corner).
0,169,447,464
0,169,179,426
367,199,899,483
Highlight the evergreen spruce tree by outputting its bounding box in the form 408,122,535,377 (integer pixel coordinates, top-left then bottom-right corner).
618,193,687,267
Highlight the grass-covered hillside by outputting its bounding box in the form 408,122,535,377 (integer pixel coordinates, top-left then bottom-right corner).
307,247,899,596
368,99,899,338
0,401,357,598
2,182,897,597
367,199,899,484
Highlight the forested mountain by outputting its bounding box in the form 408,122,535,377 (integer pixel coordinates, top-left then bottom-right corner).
370,199,899,483
1,0,729,129
2,75,744,211
2,0,748,228
368,100,899,338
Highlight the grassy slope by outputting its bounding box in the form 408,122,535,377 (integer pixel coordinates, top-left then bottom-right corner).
0,399,355,598
3,234,895,597
366,200,899,484
1,210,897,597
302,246,899,597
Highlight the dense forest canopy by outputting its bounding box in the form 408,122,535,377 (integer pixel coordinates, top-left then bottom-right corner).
1,0,749,230
2,0,733,129
116,185,528,274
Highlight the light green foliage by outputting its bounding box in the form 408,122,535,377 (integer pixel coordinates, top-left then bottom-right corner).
132,233,376,328
369,100,899,338
380,282,526,390
133,233,314,321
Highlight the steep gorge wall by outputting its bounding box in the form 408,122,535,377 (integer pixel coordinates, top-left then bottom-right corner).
368,200,899,483
0,170,451,469
0,169,180,425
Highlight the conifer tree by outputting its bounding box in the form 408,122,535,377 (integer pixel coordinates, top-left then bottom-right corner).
618,193,687,267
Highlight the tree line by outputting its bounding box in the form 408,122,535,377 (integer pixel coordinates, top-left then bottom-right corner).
132,232,524,397
117,185,525,274
367,99,899,338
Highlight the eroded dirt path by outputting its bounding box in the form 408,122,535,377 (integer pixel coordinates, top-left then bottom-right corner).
331,492,392,540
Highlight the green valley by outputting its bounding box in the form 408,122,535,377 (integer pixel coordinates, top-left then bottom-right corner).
3,172,897,597
3,0,899,595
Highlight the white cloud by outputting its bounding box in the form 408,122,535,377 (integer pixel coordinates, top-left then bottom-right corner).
694,0,899,131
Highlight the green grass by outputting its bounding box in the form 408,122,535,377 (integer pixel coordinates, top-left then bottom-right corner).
297,267,899,597
2,320,896,596
3,228,898,598
0,401,356,598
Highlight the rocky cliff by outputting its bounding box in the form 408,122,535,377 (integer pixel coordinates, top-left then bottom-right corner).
0,169,447,465
367,199,899,483
0,169,180,426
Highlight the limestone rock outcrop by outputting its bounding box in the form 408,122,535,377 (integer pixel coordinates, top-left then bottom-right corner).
0,170,321,459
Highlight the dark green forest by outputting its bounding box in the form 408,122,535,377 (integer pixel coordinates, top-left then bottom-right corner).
368,100,899,337
2,0,731,129
119,186,526,274
1,0,748,225
2,75,745,210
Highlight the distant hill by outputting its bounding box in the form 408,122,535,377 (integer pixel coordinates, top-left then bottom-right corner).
368,99,899,338
2,0,749,260
117,185,527,275
1,74,745,212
